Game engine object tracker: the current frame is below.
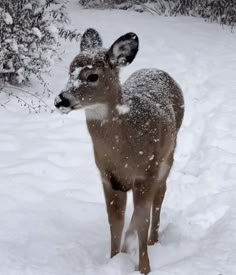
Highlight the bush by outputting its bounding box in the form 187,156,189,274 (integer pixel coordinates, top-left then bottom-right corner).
152,0,236,27
0,0,69,85
79,0,149,10
79,0,236,27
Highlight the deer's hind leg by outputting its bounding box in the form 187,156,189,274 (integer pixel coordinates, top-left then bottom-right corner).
148,152,174,246
148,183,166,245
123,178,155,274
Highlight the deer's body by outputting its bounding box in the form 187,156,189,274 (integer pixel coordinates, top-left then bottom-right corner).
55,29,184,274
87,68,183,190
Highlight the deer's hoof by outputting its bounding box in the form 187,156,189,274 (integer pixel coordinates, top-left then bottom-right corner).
148,237,159,246
139,265,151,275
148,232,159,246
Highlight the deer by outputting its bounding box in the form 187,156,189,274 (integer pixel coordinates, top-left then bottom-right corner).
54,28,184,274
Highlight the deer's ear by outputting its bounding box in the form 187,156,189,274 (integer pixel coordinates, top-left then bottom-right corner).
80,28,103,52
107,32,139,67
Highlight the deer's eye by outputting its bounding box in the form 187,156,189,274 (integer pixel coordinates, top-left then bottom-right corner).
87,74,99,82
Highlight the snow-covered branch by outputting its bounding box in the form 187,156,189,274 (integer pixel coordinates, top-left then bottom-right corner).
0,0,69,85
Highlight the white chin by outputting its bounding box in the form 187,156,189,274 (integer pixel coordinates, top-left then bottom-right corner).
71,104,83,111
57,107,72,114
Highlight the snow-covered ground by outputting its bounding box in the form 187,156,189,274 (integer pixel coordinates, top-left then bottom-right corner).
0,1,236,274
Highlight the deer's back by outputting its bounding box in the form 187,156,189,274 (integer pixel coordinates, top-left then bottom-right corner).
123,69,184,132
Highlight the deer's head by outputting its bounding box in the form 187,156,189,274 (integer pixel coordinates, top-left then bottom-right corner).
54,28,139,114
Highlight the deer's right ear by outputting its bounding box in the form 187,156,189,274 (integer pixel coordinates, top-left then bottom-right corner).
107,32,139,67
80,28,103,52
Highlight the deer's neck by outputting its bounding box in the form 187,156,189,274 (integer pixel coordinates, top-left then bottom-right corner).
85,85,124,122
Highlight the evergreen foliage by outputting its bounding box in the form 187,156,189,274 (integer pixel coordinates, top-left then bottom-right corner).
0,0,69,84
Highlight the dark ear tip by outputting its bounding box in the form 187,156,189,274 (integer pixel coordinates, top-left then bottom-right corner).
82,28,101,40
120,32,139,44
84,28,99,35
125,32,139,40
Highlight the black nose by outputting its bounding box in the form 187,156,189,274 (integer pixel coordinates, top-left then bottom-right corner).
54,94,71,108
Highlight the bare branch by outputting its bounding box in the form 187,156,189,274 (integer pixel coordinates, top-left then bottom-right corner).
3,85,54,112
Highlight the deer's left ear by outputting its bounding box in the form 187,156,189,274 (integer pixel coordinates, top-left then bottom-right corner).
107,32,139,67
80,28,103,52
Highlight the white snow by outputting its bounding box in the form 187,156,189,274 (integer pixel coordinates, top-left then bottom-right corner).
4,12,13,25
32,27,42,40
11,39,19,52
149,155,155,161
23,3,33,11
47,25,59,39
65,66,93,90
0,1,236,275
116,103,130,114
16,68,25,84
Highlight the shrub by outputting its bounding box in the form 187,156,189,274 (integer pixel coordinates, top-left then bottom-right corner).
145,0,236,27
79,0,149,10
79,0,236,28
152,0,236,27
0,0,69,85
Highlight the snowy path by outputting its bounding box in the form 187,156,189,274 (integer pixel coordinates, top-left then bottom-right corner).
0,1,236,274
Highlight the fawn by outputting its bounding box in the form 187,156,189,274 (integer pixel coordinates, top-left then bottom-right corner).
55,28,184,274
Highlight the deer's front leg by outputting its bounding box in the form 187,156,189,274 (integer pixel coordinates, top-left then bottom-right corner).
133,179,153,274
103,179,127,258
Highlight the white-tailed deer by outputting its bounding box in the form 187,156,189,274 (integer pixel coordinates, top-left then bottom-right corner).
55,28,184,274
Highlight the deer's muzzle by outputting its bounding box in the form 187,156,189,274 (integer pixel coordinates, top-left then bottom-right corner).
55,93,71,109
54,91,81,113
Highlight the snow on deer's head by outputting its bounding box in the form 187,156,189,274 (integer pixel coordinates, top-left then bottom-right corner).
54,28,139,115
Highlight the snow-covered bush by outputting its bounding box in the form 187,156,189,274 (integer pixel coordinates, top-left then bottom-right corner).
0,0,69,85
79,0,151,10
201,0,236,27
79,0,236,28
153,0,236,28
151,0,236,27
